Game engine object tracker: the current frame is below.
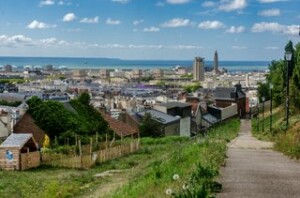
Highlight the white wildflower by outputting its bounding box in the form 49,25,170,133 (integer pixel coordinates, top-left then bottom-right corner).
182,183,189,190
173,174,180,180
165,188,173,195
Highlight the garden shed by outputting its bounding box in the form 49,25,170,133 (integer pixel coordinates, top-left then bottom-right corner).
0,133,40,171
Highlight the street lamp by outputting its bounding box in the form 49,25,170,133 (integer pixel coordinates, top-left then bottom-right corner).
262,96,265,132
257,101,260,131
285,51,292,130
270,83,273,135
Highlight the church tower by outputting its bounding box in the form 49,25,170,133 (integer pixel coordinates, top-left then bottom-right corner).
214,50,219,74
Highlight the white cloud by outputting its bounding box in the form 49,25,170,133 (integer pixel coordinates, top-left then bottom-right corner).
80,16,99,24
265,46,279,50
0,34,204,51
143,27,160,32
202,1,216,7
40,37,69,46
39,0,54,6
198,20,225,29
133,19,144,26
219,0,247,12
232,45,247,50
257,0,287,3
251,22,299,36
170,45,203,49
27,20,56,29
166,0,191,4
226,26,245,33
63,13,77,22
111,0,129,3
128,44,163,49
106,18,121,25
161,18,191,28
258,9,281,17
0,35,33,47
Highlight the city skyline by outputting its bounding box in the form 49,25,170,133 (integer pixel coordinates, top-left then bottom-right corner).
0,0,299,60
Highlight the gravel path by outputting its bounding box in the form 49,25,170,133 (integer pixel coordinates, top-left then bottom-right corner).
218,120,300,198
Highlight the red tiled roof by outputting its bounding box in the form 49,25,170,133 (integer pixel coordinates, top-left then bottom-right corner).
13,113,46,147
100,112,138,137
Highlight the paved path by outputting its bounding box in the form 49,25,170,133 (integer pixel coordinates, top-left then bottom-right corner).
218,120,300,198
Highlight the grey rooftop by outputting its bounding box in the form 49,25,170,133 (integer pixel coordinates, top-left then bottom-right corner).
156,101,191,108
0,133,32,148
137,109,180,124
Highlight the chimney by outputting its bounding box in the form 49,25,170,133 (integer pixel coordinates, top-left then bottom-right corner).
235,83,242,92
118,109,127,122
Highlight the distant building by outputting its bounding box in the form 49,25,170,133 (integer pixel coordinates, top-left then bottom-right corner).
153,102,191,137
132,69,142,79
3,65,12,73
193,57,204,81
45,65,53,72
100,69,109,79
73,70,86,78
214,84,246,118
152,69,164,79
136,109,181,136
213,50,219,74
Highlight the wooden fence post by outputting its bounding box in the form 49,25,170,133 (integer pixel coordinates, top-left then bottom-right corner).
90,138,93,166
79,139,82,169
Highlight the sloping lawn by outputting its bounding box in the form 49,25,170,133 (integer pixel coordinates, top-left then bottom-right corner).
0,119,240,198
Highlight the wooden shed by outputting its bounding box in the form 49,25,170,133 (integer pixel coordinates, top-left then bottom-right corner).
0,133,40,171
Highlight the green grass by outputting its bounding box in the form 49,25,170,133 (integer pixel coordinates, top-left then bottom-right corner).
252,106,300,159
251,107,286,141
0,119,240,198
111,119,240,198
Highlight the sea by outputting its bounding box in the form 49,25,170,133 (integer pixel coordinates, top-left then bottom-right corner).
0,57,270,73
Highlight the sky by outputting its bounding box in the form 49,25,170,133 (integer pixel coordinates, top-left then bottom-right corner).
0,0,299,61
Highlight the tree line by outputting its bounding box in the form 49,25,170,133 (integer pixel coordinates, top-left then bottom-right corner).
27,93,110,145
258,41,300,110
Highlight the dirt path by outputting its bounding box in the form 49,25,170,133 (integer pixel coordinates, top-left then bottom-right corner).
218,120,300,198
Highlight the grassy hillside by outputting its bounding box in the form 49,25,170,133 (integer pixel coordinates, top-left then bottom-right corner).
252,106,300,159
0,119,240,198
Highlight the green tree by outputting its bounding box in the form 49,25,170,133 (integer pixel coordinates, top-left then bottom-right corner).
184,83,202,93
257,82,270,102
265,60,285,106
27,96,43,114
78,92,90,105
290,43,300,109
139,112,162,137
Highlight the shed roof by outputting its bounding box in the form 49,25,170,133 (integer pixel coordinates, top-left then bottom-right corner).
100,112,138,137
214,87,236,100
0,133,33,149
13,113,46,147
202,113,220,124
157,102,191,109
137,109,180,124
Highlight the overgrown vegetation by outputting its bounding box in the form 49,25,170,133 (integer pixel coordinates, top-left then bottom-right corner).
0,78,25,84
0,100,22,107
0,119,240,198
252,106,300,159
112,119,240,198
27,93,109,144
254,40,300,159
183,82,202,93
139,112,163,137
257,41,300,107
